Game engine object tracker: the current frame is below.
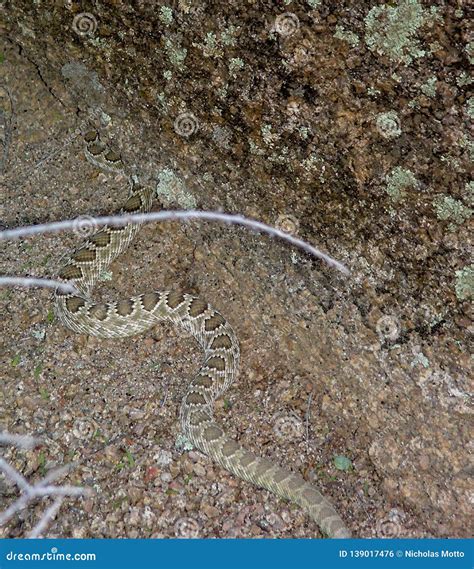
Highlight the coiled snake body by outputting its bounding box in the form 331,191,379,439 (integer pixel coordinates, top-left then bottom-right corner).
54,132,351,538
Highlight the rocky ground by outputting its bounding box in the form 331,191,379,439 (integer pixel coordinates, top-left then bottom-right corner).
0,1,472,538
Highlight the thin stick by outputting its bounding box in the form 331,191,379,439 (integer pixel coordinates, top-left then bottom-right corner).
0,276,77,294
0,455,90,533
0,433,38,449
28,497,64,539
0,458,30,492
0,495,31,527
38,463,77,487
0,210,350,275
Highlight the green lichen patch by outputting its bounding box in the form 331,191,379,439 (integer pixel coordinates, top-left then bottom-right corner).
459,134,474,163
193,26,239,58
164,37,187,70
433,195,472,230
156,92,167,111
228,57,245,78
466,41,474,65
420,76,437,98
457,72,473,88
454,264,474,301
159,6,173,27
375,110,401,139
175,433,194,452
334,26,360,48
221,25,239,47
385,166,418,201
365,0,439,65
261,123,280,146
411,352,429,368
156,168,197,209
467,97,474,120
465,182,474,207
196,32,223,58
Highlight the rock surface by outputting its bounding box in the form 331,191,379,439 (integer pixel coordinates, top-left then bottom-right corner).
0,1,471,538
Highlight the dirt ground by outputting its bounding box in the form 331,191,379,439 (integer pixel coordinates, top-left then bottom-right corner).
0,1,472,538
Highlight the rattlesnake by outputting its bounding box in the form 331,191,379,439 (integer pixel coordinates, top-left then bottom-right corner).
54,131,351,538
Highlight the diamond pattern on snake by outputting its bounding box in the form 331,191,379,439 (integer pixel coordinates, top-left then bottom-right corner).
55,130,351,538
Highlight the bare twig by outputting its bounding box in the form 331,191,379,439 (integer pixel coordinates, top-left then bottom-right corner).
28,497,64,539
0,210,350,275
0,444,90,537
0,458,30,492
0,276,78,294
0,495,31,528
38,462,77,487
23,484,88,498
0,433,38,449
